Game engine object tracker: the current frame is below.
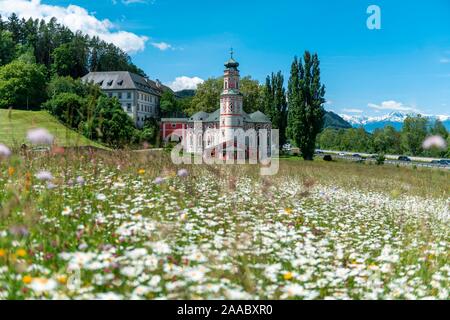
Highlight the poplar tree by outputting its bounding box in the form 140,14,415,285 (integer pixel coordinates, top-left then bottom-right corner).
263,71,287,148
287,52,325,160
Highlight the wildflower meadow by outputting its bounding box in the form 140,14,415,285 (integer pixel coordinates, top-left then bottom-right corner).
0,133,448,300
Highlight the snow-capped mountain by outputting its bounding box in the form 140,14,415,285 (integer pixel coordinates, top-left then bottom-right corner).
339,111,450,132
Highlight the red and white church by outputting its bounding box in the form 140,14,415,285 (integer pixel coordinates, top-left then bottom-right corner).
160,51,272,159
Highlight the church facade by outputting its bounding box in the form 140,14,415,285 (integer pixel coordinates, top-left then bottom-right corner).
161,52,272,158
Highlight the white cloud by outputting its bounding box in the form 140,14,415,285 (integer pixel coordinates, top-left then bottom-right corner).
151,42,173,51
342,108,363,113
440,58,450,64
368,100,419,112
122,0,150,5
0,0,148,54
167,76,204,91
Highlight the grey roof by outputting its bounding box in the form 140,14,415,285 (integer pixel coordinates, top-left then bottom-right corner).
81,71,166,96
161,118,189,122
187,108,270,123
249,111,271,123
189,111,210,122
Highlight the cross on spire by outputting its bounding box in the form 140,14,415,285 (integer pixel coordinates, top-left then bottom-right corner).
230,47,234,59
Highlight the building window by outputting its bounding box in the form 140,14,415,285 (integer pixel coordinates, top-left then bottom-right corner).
127,103,131,112
118,92,122,99
171,123,176,128
127,92,131,99
108,92,112,98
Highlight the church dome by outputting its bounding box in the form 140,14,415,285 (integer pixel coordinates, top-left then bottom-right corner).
249,111,271,123
224,48,239,68
224,57,239,69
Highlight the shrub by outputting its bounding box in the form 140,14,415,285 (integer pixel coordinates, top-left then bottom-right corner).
376,154,386,165
323,155,333,161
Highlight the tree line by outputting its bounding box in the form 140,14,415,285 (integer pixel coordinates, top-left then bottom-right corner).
0,13,144,110
318,117,449,158
0,13,153,147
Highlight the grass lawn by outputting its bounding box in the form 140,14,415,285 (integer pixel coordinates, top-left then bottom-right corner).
0,109,104,148
0,150,448,299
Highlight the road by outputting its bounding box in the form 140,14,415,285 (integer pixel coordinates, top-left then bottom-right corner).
316,150,450,170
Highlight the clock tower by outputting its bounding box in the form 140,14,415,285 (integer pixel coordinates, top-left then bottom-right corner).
220,48,244,144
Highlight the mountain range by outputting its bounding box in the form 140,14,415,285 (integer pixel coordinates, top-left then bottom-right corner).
339,111,450,132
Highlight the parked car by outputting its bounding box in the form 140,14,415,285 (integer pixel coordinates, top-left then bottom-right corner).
352,153,361,158
368,154,378,159
398,156,411,162
338,152,346,156
438,159,450,165
323,155,333,161
431,160,440,164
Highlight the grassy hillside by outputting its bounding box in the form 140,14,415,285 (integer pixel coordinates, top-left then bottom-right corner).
0,109,104,148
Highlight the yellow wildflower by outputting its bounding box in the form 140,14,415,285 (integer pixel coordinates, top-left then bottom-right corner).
0,249,6,258
22,275,32,284
8,166,15,176
138,169,146,175
16,249,27,258
57,275,67,285
283,272,293,280
284,208,293,215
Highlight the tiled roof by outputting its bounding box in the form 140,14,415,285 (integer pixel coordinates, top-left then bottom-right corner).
81,71,168,96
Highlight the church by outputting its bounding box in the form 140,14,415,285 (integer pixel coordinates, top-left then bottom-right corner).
160,51,272,159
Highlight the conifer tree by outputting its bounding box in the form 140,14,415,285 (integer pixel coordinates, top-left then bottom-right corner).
287,52,325,160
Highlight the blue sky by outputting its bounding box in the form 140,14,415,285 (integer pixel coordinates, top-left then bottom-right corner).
1,0,449,116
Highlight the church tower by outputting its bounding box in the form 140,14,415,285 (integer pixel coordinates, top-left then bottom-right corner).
220,49,244,143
